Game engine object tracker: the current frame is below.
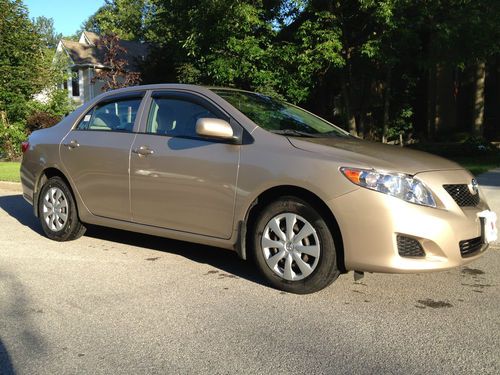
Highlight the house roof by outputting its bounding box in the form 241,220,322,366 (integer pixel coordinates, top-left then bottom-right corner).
82,31,100,45
59,31,150,71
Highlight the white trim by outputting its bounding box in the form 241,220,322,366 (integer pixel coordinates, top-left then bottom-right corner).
79,31,91,45
55,41,75,65
70,63,108,69
78,69,84,102
67,69,72,100
88,68,94,100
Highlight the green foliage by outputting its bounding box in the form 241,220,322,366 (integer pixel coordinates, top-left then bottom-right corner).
0,2,73,160
28,89,74,117
64,0,500,142
0,112,26,160
81,0,148,40
0,0,46,123
387,107,413,140
462,135,493,153
46,89,75,117
33,15,62,48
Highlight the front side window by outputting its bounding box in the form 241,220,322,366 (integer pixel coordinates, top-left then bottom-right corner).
77,98,142,132
211,89,349,138
146,97,218,138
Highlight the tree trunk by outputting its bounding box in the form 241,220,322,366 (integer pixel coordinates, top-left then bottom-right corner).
340,74,357,136
426,65,437,140
473,61,486,136
357,112,365,139
382,67,392,143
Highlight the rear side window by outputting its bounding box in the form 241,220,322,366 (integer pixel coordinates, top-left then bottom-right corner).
77,98,142,132
146,98,218,138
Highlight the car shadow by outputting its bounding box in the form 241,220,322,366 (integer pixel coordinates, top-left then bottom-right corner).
84,225,267,287
0,193,268,288
0,195,43,235
0,267,48,375
0,339,15,375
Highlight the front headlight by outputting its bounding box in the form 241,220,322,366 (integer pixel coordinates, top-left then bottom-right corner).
340,167,437,208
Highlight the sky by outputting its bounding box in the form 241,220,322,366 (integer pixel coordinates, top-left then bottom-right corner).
24,0,105,36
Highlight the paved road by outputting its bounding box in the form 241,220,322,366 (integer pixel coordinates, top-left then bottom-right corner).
0,181,499,375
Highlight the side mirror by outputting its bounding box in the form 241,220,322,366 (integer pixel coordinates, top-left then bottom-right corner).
196,118,235,141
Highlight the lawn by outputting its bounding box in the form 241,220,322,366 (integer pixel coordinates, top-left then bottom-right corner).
448,153,500,176
0,162,21,182
408,142,500,176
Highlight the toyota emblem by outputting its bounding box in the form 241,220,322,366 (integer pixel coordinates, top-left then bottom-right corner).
470,179,479,195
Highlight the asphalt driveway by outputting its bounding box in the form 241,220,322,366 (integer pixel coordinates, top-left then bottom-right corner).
0,180,499,374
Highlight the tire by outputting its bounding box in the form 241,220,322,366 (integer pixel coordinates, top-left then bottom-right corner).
251,196,340,294
38,176,86,241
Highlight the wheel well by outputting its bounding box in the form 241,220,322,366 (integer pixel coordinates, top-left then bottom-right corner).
245,185,346,273
37,167,71,191
35,168,75,216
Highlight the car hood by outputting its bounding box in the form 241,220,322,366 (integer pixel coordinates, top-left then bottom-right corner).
288,137,462,175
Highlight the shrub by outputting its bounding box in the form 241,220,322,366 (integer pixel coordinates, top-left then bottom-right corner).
0,112,26,160
26,111,61,133
462,135,492,153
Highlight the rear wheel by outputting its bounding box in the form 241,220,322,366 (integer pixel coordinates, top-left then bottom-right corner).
252,197,340,294
38,176,86,241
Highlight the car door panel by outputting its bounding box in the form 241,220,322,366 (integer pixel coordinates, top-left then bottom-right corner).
60,131,135,220
130,135,239,238
60,94,145,221
129,92,240,239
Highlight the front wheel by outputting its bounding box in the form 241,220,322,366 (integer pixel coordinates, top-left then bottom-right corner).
251,197,340,294
38,176,86,241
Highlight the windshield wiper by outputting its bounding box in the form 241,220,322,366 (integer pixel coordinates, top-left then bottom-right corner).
319,131,347,138
270,129,318,138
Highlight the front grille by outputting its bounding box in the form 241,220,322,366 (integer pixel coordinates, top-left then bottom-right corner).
397,235,425,257
459,237,484,258
443,184,479,207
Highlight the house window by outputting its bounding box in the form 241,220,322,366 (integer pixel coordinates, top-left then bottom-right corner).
71,71,80,97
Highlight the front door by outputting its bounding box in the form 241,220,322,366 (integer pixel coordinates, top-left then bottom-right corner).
130,92,239,239
60,95,143,221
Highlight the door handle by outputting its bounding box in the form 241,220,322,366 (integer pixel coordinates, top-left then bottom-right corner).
63,140,80,149
132,146,154,156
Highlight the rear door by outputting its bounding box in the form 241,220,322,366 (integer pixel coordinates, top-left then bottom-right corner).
129,91,240,239
60,92,145,221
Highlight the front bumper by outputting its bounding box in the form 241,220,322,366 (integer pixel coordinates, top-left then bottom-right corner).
330,169,491,273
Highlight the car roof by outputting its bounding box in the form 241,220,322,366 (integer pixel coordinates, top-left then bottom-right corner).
95,84,252,96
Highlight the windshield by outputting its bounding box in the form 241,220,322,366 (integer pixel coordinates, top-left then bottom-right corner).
211,89,349,138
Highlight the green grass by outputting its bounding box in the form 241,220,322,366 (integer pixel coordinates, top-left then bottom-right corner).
408,142,500,176
0,162,21,182
447,153,500,176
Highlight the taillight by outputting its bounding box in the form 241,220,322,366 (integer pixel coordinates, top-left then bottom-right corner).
21,141,29,153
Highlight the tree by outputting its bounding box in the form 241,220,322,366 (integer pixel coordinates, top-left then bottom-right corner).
0,0,45,123
142,0,291,97
81,0,500,141
91,34,141,91
81,0,149,40
33,16,62,48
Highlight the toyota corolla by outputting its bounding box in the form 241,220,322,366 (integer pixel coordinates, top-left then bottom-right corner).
20,84,497,294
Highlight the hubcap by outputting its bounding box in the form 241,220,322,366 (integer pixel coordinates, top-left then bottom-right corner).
261,213,320,281
42,187,68,232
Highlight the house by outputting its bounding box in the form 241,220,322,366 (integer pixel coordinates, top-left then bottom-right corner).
55,31,149,105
